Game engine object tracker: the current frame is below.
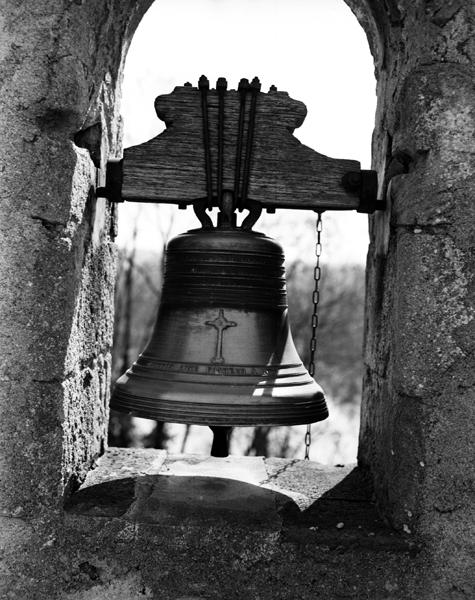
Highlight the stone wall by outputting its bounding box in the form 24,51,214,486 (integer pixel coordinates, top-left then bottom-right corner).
347,1,475,594
0,1,151,596
0,1,473,598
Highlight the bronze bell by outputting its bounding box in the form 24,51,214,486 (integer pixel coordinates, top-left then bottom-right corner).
111,223,328,428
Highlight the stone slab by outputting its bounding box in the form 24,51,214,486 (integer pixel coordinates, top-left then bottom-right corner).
262,458,357,510
82,448,168,487
66,450,413,550
68,452,283,528
162,453,268,485
126,474,283,528
61,450,419,599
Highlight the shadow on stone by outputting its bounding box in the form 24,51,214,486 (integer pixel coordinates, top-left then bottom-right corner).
282,467,416,553
65,474,298,530
65,477,137,518
64,465,417,554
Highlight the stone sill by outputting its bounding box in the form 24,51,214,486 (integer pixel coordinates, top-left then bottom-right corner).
66,448,410,552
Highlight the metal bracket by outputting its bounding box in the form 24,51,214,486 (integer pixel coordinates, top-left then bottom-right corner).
96,159,124,203
342,170,385,214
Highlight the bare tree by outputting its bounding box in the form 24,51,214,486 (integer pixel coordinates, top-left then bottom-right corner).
246,426,272,457
180,425,191,453
108,217,139,447
109,205,177,449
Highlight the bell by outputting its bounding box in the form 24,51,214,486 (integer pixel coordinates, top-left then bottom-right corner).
111,226,328,427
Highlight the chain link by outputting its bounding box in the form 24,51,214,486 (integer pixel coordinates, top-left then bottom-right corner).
305,212,323,460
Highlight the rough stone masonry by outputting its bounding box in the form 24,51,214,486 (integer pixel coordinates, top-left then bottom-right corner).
0,1,473,598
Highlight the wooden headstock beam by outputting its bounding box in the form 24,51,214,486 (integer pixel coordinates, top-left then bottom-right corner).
99,81,382,213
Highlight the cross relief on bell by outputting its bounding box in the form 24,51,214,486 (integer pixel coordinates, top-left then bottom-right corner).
205,309,237,365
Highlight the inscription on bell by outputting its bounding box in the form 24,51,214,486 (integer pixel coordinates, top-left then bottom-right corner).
207,365,246,375
205,308,237,364
143,358,267,376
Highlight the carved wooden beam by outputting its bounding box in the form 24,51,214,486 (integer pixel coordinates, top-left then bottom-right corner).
99,79,381,213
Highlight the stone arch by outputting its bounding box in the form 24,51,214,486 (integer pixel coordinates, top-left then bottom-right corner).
0,1,473,598
0,0,383,516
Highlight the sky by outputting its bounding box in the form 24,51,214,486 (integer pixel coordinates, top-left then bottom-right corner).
118,0,377,264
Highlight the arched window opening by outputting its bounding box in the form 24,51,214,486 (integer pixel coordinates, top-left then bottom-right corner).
109,0,376,464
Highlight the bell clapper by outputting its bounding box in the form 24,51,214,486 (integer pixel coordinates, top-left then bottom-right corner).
210,426,232,457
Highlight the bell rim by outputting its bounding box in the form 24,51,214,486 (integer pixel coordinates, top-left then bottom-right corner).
110,392,328,427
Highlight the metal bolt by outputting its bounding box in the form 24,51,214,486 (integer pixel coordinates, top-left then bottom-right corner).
342,171,362,191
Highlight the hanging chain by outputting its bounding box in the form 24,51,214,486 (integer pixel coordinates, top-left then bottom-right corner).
305,211,323,460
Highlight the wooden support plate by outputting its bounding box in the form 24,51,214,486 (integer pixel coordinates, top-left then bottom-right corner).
121,83,361,211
